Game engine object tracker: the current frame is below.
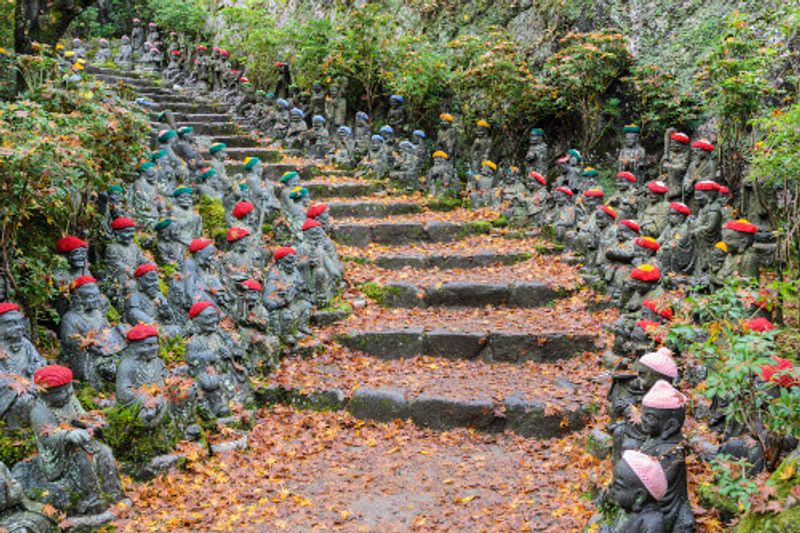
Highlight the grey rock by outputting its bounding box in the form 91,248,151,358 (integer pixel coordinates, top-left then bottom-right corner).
338,329,424,359
408,394,500,431
348,388,408,422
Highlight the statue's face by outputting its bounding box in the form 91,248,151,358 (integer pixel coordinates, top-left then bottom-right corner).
610,459,646,513
313,122,324,132
279,254,297,272
648,191,662,204
617,227,633,242
695,190,714,207
555,193,568,205
667,211,685,226
0,311,26,351
641,405,682,438
624,132,638,147
182,132,193,142
318,212,330,227
76,283,102,312
439,119,450,129
693,147,709,160
114,227,135,244
675,142,688,153
370,139,382,150
194,307,219,333
617,179,630,192
308,227,324,243
131,336,159,361
232,237,249,253
144,168,157,183
585,197,601,210
530,133,542,145
138,271,160,293
196,245,216,266
722,229,751,254
569,155,579,166
312,83,322,92
214,150,226,160
476,127,487,138
67,247,88,269
175,193,193,208
291,114,303,123
597,213,612,229
43,383,73,409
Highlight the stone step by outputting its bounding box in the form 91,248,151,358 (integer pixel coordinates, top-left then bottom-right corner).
224,161,321,179
161,102,229,114
223,147,282,162
305,181,379,199
209,135,259,147
373,251,531,270
331,220,490,247
95,73,156,87
149,94,214,105
361,281,570,308
337,329,597,363
179,121,240,135
327,200,423,218
88,66,142,78
263,347,598,437
174,113,231,123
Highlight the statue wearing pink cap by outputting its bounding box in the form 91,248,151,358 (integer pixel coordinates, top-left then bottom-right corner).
608,348,679,423
602,450,667,532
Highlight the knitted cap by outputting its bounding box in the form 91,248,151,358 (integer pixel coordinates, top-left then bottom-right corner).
158,129,177,142
599,205,617,219
71,276,97,290
529,172,546,186
642,379,687,410
209,142,227,154
172,186,193,197
646,181,669,194
379,125,394,135
307,204,328,219
635,236,660,251
178,126,193,135
715,241,728,253
273,247,296,261
188,301,215,319
584,188,604,198
642,299,673,320
555,186,574,197
476,119,489,128
439,113,454,122
432,151,448,159
724,219,757,234
631,264,661,282
188,238,213,254
481,160,497,171
691,139,714,151
34,365,73,389
695,180,720,191
412,130,426,138
530,128,544,136
242,279,263,291
127,324,159,341
616,171,637,183
134,264,158,278
302,218,322,231
226,226,250,242
199,168,216,180
56,236,88,253
0,302,21,315
623,124,641,133
111,217,137,230
582,167,599,177
280,171,300,184
670,132,690,144
620,220,640,233
639,350,678,379
669,202,690,216
138,161,156,172
243,157,261,171
232,201,255,219
621,450,668,501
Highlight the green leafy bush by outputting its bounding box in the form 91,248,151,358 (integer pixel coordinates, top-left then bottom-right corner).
103,403,182,464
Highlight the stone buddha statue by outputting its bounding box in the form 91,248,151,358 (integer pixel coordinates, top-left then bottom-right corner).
227,200,261,239
352,111,371,160
222,227,266,284
426,151,459,198
131,18,145,57
690,181,722,274
94,38,111,64
174,126,201,175
230,280,280,374
71,38,87,59
327,83,347,128
185,302,251,417
193,45,210,91
53,235,92,316
379,125,397,169
124,264,181,335
169,186,203,253
307,115,331,160
306,203,331,232
525,128,548,178
618,124,647,178
608,347,677,423
15,365,123,516
130,162,163,229
208,142,230,188
173,239,230,313
436,113,457,159
146,22,160,45
297,220,343,308
608,172,639,221
470,120,493,173
682,139,716,208
115,325,169,427
619,264,664,316
657,202,694,277
59,277,127,389
263,248,312,345
154,218,183,266
586,205,618,273
552,187,577,244
116,35,133,70
357,135,390,180
521,172,550,227
157,129,189,181
468,160,499,208
601,450,667,533
717,219,760,280
330,126,355,169
104,216,148,308
603,220,640,299
576,167,600,196
0,461,54,532
638,181,670,238
661,131,690,200
285,108,308,150
309,81,327,117
387,94,407,134
556,149,582,193
0,303,46,429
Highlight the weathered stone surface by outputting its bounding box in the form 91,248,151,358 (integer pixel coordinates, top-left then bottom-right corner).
129,453,185,481
305,182,377,199
372,222,424,245
508,282,562,307
328,201,422,218
423,330,484,360
338,329,425,359
408,395,500,431
423,281,509,307
331,224,372,247
504,395,586,438
375,254,428,270
179,121,239,135
211,135,259,147
210,434,249,454
586,429,613,460
348,388,408,422
311,309,350,327
487,332,598,363
224,147,281,162
378,282,420,307
424,221,462,242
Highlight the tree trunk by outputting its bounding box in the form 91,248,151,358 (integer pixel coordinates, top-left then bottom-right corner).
14,0,95,54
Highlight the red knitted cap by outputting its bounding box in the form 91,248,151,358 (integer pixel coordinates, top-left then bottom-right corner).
242,279,263,291
306,204,329,219
0,302,21,315
616,171,636,183
34,365,73,389
72,276,97,290
631,264,661,282
646,181,668,194
134,264,158,278
695,180,720,191
598,205,617,219
56,235,88,253
642,299,673,320
669,202,690,216
188,301,215,319
635,236,660,251
110,217,137,230
302,218,322,231
670,132,690,144
555,186,574,197
127,323,159,341
620,220,640,233
529,172,546,186
226,226,250,242
232,201,255,219
273,247,296,261
724,219,757,234
188,238,214,254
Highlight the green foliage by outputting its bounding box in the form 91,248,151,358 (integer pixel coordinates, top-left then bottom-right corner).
103,403,181,464
146,0,208,37
624,63,702,136
159,334,187,365
699,455,759,516
0,422,37,465
196,194,226,243
0,72,149,327
545,30,632,151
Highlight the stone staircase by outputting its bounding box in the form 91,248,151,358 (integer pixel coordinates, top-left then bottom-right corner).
91,65,612,443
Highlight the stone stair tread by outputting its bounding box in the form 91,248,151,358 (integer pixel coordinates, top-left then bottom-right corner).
207,135,259,147
266,347,599,436
335,206,498,226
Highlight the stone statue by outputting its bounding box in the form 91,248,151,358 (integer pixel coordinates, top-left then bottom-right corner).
603,220,640,299
307,115,331,160
682,139,716,208
600,450,668,533
0,461,54,532
115,324,169,426
185,302,251,417
116,35,133,70
326,83,347,128
169,186,203,254
53,235,92,317
608,346,678,424
387,94,407,134
278,170,302,215
552,187,578,243
393,140,420,191
525,128,548,178
129,162,163,229
59,277,127,389
285,108,308,150
154,218,183,266
0,303,46,429
585,205,618,272
436,113,457,159
657,202,694,277
195,167,225,201
306,203,331,232
690,181,722,274
660,131,690,200
171,239,230,313
330,126,355,169
14,365,123,516
208,142,230,190
228,201,261,240
146,22,160,45
426,151,459,198
412,130,429,171
618,124,646,180
104,216,148,309
468,160,500,208
131,18,145,57
638,181,670,238
357,135,390,180
263,248,312,344
309,81,327,117
157,129,189,181
231,280,280,374
71,38,87,60
94,38,111,64
297,219,343,308
142,46,162,73
608,172,639,221
124,264,181,336
469,120,493,172
271,99,291,140
717,219,760,280
557,149,583,193
616,265,664,348
193,45,210,91
520,172,550,227
274,61,292,99
222,227,266,285
352,111,371,160
174,126,202,175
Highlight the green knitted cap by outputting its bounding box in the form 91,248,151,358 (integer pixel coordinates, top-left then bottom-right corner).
280,171,300,184
209,142,227,154
623,124,641,133
567,149,582,162
158,129,177,142
151,149,168,161
154,218,173,230
138,161,156,172
107,184,124,194
172,186,193,197
243,157,261,171
178,126,193,135
530,128,544,136
581,167,599,177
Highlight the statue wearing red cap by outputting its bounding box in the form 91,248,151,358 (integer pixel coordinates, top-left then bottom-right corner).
0,303,46,428
104,215,148,309
297,217,343,308
660,129,691,200
264,245,312,345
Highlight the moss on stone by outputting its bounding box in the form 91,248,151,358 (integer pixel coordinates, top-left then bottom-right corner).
159,334,187,364
0,422,36,465
196,194,227,243
359,282,403,306
103,403,182,465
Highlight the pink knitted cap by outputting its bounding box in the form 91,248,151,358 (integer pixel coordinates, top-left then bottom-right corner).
639,350,678,379
642,380,687,410
656,346,673,358
622,450,668,501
